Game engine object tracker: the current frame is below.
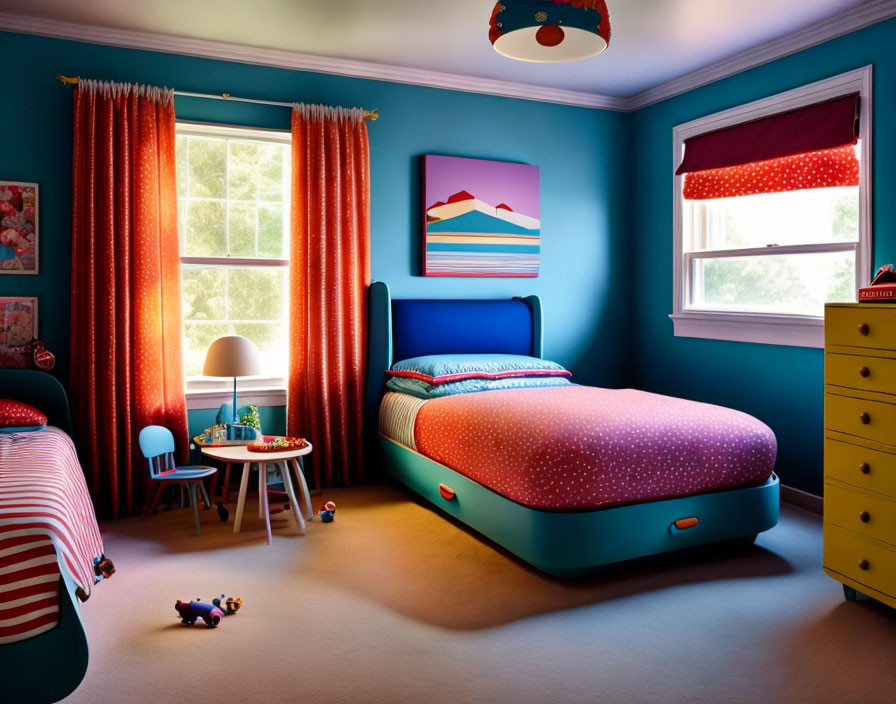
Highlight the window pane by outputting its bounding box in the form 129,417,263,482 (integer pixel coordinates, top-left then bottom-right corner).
186,137,226,199
182,267,226,320
184,200,226,256
228,202,257,257
685,187,860,251
183,322,231,378
259,145,285,203
690,251,855,317
175,136,188,198
226,268,286,321
258,205,285,258
228,141,260,201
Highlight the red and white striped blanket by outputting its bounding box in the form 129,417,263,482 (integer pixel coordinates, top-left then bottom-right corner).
0,427,105,644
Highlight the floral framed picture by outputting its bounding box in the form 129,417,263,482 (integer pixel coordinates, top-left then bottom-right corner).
0,181,38,274
0,297,37,368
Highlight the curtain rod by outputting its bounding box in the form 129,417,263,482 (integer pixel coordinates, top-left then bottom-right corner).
56,75,379,121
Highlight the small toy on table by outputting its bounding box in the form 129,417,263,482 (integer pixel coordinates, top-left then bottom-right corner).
175,599,224,627
212,595,242,615
317,500,336,523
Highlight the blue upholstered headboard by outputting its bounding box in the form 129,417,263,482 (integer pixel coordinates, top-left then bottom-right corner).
364,281,543,433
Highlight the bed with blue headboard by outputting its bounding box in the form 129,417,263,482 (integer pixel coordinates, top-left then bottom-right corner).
0,369,108,703
366,281,779,576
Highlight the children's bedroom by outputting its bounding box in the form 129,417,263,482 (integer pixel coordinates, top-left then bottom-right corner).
1,1,896,702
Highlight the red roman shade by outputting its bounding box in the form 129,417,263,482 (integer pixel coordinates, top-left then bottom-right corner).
678,93,860,201
676,93,859,175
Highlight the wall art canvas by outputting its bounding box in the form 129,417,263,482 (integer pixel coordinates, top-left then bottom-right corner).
0,297,37,368
423,155,539,277
0,181,38,274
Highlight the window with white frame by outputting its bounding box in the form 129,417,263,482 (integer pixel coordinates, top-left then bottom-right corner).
175,123,291,402
671,67,871,348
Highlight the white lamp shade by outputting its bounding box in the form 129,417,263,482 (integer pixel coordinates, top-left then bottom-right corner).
203,335,262,377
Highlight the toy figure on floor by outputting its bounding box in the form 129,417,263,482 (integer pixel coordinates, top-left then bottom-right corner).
316,501,336,523
212,595,242,615
175,599,224,627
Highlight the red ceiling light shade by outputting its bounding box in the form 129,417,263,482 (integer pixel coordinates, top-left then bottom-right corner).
683,145,860,200
489,0,611,63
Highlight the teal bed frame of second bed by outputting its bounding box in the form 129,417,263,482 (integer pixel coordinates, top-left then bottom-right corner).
365,281,779,577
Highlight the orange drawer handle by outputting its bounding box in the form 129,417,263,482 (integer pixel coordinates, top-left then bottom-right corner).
674,517,699,530
438,484,456,501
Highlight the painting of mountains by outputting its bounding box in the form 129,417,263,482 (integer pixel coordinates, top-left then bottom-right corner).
423,155,539,277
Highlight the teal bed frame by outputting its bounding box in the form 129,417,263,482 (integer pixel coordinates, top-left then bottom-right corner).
365,282,779,576
0,370,94,703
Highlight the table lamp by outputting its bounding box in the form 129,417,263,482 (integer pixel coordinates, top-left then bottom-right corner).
203,335,262,422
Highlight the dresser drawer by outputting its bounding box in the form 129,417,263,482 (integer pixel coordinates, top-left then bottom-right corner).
824,524,896,598
825,438,896,498
826,352,896,397
825,393,896,448
824,483,896,547
827,305,896,350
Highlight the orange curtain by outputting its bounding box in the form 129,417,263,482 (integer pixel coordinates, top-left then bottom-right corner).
288,104,371,488
71,80,188,518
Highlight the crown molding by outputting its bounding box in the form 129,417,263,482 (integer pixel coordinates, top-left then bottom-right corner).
3,0,894,114
0,12,627,111
625,0,896,111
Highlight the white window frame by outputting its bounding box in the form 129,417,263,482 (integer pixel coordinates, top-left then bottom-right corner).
670,66,872,348
176,121,291,409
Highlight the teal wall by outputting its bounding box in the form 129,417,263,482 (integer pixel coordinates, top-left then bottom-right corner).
629,18,896,495
0,31,630,403
5,18,896,496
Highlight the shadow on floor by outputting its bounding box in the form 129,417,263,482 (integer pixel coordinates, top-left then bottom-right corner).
300,484,794,630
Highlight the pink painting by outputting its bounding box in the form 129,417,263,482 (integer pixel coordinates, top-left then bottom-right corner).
423,155,539,277
0,181,38,274
0,297,37,368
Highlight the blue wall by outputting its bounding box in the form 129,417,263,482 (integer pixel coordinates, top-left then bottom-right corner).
629,18,896,495
5,18,895,496
0,31,631,406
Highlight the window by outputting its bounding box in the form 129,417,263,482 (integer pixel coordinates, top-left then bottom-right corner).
175,123,291,406
671,67,871,347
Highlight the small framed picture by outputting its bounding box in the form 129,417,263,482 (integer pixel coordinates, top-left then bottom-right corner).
0,181,38,274
0,297,38,368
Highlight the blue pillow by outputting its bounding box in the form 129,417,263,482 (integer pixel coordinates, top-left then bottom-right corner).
387,375,573,399
387,353,571,386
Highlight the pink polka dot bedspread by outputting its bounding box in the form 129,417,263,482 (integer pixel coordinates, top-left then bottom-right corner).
387,386,777,512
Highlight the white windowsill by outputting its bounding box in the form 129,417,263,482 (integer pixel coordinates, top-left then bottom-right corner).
669,311,824,348
185,377,287,410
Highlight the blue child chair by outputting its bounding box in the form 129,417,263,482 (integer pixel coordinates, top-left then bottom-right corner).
138,425,218,535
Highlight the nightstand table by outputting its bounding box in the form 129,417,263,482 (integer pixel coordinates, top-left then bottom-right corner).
200,443,314,544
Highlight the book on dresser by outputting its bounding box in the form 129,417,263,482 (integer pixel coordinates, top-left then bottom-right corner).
824,302,896,606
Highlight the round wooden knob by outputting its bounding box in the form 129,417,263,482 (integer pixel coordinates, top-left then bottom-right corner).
859,559,870,571
860,412,871,425
860,462,871,475
860,366,871,378
860,511,871,523
859,323,870,336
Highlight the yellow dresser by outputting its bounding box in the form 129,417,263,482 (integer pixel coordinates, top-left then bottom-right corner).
824,302,896,605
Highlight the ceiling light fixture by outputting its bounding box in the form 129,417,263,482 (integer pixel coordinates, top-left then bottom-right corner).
489,0,611,63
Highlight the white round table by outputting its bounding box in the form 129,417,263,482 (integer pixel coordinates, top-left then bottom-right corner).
200,443,313,544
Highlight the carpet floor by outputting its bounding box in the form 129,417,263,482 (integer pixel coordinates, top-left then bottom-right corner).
62,484,896,704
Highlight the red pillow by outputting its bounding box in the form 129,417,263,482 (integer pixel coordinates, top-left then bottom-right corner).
0,399,48,429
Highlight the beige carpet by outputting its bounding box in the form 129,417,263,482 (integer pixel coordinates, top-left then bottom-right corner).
62,485,896,704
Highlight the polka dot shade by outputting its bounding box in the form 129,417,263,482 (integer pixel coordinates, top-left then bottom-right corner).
489,0,611,63
683,145,860,200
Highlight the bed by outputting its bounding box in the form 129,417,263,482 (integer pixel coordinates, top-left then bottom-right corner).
0,369,111,703
365,281,779,576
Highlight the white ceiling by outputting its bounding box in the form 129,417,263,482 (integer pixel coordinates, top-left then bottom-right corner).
0,0,882,98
